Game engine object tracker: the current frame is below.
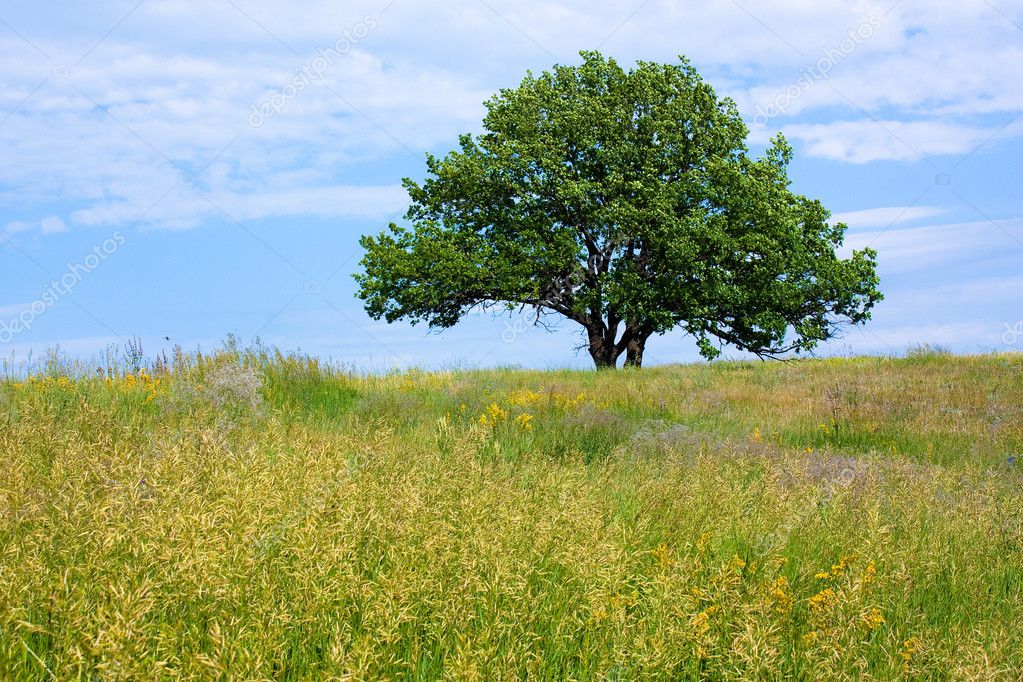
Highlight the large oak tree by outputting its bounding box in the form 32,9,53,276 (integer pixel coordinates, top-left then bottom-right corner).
356,52,881,368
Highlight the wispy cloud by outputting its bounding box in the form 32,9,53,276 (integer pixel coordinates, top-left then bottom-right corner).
783,120,1016,163
833,206,947,229
842,218,1023,272
1,0,1022,235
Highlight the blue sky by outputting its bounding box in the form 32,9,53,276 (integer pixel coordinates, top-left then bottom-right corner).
1,0,1021,370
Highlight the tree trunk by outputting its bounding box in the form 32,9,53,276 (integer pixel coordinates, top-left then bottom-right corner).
587,328,619,369
624,335,647,368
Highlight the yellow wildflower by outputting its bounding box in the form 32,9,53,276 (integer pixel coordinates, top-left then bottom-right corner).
508,389,540,407
808,588,837,612
515,413,534,431
831,555,855,576
770,576,793,613
487,402,508,421
692,610,712,633
652,543,673,569
696,532,712,553
901,637,922,668
478,402,509,427
861,607,885,630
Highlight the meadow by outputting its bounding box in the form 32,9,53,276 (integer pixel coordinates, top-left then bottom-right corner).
1,343,1021,679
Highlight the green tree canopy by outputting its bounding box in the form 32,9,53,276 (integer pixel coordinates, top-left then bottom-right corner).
356,51,881,368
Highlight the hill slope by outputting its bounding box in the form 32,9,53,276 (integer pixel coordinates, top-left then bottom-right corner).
2,352,1021,678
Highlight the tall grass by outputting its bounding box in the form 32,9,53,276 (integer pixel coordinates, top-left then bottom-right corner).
1,344,1021,679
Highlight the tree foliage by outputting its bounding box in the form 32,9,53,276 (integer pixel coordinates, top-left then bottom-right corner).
356,51,882,368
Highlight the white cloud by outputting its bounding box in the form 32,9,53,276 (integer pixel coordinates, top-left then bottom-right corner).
841,218,1023,272
0,0,1021,234
783,120,1002,163
67,183,409,230
2,221,34,237
40,216,67,233
0,302,32,317
895,275,1023,307
0,37,483,233
2,216,67,237
838,322,1002,352
832,206,946,229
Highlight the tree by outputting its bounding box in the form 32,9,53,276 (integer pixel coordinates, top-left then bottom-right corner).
355,51,882,369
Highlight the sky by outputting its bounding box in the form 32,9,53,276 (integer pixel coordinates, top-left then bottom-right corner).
1,0,1021,370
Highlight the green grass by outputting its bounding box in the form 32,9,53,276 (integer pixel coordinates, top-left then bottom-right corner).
1,348,1022,679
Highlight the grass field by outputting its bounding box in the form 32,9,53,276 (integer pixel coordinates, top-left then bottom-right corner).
1,345,1022,679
